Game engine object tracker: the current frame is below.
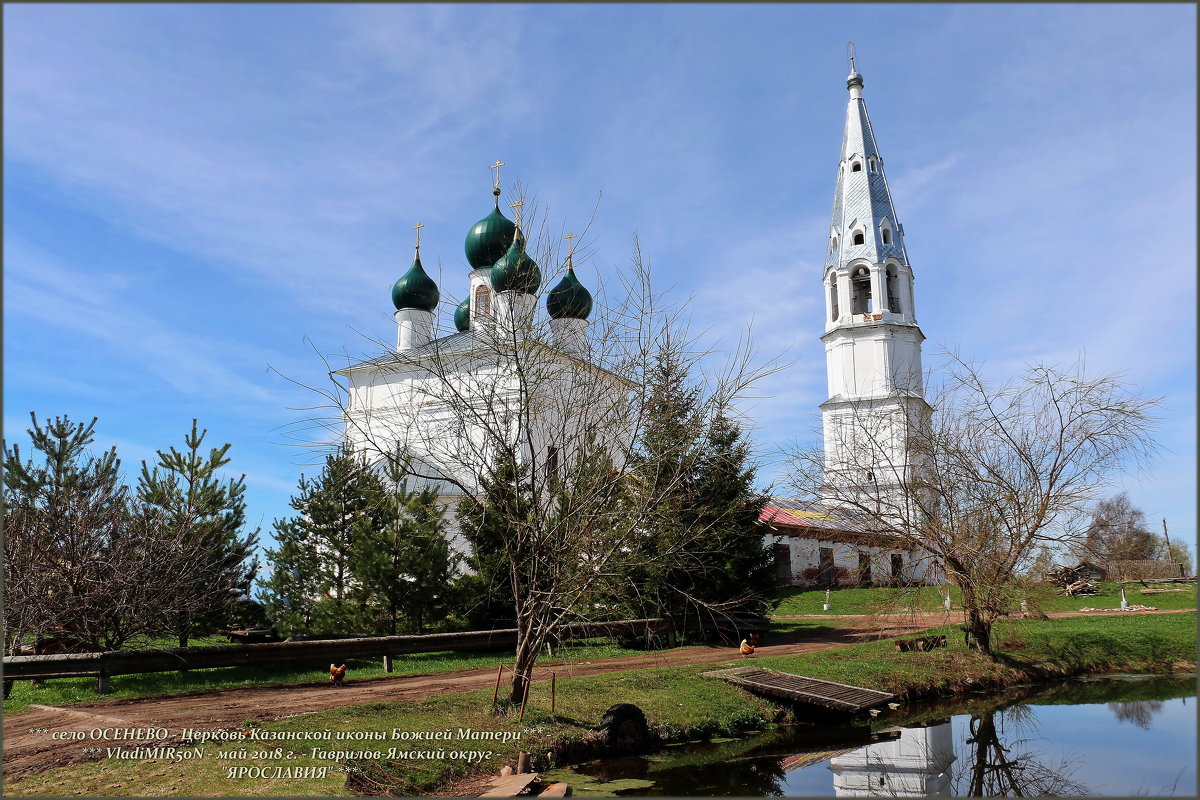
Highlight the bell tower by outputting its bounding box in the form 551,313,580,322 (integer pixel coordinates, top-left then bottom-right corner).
820,51,930,506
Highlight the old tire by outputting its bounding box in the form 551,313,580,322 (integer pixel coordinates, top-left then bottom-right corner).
598,703,650,756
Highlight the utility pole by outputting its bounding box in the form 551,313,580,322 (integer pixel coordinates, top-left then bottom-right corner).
1162,518,1176,574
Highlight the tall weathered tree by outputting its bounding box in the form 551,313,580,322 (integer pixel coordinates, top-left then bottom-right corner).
785,355,1159,655
136,420,259,647
296,198,781,702
1071,493,1159,565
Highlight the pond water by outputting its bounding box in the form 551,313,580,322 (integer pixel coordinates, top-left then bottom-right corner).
543,675,1196,796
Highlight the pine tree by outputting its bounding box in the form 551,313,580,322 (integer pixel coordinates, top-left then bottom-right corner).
258,447,385,636
3,414,162,652
136,421,259,647
352,459,454,634
453,457,530,630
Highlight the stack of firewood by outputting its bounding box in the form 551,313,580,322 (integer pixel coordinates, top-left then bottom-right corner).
1046,565,1100,596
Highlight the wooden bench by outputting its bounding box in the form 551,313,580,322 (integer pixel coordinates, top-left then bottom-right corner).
894,634,947,653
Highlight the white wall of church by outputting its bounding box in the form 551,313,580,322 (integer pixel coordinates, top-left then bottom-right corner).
765,534,938,587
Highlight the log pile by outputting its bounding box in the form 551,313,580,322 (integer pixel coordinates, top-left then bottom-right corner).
1046,565,1100,596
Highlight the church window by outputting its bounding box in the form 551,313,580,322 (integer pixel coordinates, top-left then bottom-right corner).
829,275,839,320
852,231,865,246
851,161,862,172
881,227,892,245
886,266,901,313
829,234,838,252
865,470,874,482
474,285,491,317
851,266,872,314
868,157,877,172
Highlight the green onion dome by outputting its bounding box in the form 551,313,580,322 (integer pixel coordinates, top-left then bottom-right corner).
465,203,517,269
454,297,470,331
391,254,440,312
545,267,592,320
490,228,541,294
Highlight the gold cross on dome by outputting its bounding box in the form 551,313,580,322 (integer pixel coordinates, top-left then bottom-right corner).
510,199,524,225
412,221,424,251
564,232,577,264
490,160,505,189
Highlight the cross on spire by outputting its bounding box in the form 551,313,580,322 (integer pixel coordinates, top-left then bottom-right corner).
510,199,524,227
564,232,577,268
847,41,857,73
490,160,505,197
412,221,424,253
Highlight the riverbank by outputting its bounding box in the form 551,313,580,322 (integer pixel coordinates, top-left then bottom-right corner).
6,611,1194,797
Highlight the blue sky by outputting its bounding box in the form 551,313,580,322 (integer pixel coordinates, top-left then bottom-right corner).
5,4,1195,557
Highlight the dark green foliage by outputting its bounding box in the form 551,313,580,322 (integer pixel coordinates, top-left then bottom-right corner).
258,447,455,637
259,447,386,635
622,344,772,625
352,458,455,634
136,420,259,647
452,458,530,630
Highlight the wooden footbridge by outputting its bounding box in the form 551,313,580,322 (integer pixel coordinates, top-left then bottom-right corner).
704,666,895,713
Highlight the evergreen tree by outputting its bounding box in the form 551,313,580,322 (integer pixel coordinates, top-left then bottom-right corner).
3,414,160,651
622,343,772,624
258,447,386,636
352,458,454,634
452,457,530,630
136,420,259,647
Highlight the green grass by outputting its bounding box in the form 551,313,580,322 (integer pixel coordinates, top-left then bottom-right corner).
8,612,1194,798
2,638,636,715
772,585,960,615
1030,581,1197,612
771,581,1197,616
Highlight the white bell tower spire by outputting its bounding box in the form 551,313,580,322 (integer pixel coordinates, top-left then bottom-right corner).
820,53,930,507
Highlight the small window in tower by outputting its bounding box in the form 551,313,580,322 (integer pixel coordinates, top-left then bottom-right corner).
869,158,877,172
546,445,559,486
474,285,491,317
853,231,865,246
829,276,839,321
865,470,874,483
881,228,892,245
830,235,837,252
851,161,862,172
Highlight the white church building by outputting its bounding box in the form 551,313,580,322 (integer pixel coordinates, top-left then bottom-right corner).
761,60,940,587
335,167,632,544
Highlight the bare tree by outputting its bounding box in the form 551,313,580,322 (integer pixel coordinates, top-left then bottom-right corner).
784,354,1159,655
1070,492,1159,565
284,194,779,702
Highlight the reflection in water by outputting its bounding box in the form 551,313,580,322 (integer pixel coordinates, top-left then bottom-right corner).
827,721,955,796
1108,699,1165,730
554,678,1194,797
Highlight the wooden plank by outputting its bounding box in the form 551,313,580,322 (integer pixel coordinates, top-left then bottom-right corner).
479,773,539,797
705,667,893,712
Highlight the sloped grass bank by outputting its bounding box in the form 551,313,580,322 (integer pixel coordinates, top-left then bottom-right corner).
772,581,1197,616
7,613,1194,797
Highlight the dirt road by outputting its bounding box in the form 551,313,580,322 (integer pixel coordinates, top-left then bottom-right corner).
4,610,1190,780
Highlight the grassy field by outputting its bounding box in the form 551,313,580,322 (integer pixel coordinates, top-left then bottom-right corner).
771,581,1197,616
8,611,1194,798
2,638,636,715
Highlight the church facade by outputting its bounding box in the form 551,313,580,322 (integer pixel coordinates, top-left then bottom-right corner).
762,62,939,587
335,171,631,549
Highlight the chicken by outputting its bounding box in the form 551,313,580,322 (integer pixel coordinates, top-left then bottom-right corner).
739,639,755,658
329,663,348,685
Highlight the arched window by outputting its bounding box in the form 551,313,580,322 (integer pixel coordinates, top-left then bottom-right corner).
881,226,892,245
886,266,901,314
852,231,865,246
868,157,877,172
851,266,872,314
851,161,862,172
830,234,838,252
474,284,491,317
829,274,839,321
